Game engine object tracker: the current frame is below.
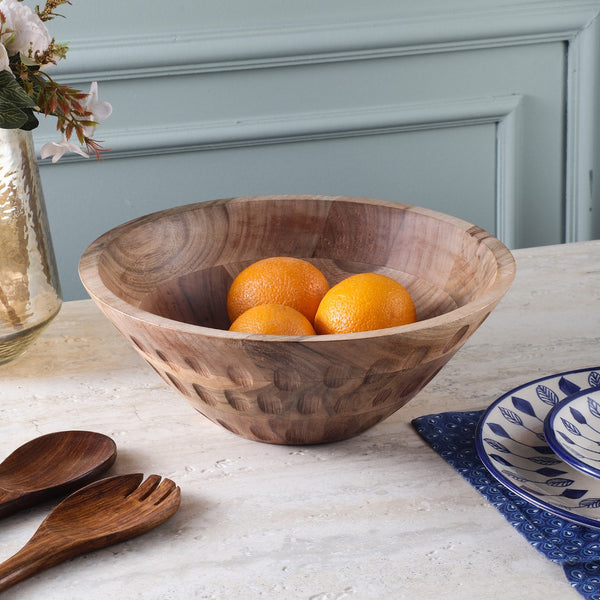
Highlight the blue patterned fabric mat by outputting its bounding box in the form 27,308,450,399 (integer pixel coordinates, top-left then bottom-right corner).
412,410,600,599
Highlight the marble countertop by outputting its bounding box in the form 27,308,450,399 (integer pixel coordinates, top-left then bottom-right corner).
1,240,599,599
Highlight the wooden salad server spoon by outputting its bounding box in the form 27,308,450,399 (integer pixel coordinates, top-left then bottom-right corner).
0,430,117,518
0,473,181,592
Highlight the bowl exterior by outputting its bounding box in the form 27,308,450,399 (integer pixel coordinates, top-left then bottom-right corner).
91,298,496,445
80,195,515,445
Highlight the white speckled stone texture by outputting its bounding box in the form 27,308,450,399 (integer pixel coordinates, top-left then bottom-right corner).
1,241,598,599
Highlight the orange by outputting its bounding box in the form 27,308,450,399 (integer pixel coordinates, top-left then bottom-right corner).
314,272,417,334
226,257,329,323
229,304,316,335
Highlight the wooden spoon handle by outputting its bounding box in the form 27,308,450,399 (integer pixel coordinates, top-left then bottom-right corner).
0,487,58,519
0,530,76,592
0,487,24,518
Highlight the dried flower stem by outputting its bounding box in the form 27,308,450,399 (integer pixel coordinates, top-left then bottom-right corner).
35,0,72,22
14,60,108,158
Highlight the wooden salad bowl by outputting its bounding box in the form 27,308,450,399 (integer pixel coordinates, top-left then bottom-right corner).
79,195,515,445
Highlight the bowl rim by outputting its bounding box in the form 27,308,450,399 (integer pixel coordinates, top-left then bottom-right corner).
78,194,516,342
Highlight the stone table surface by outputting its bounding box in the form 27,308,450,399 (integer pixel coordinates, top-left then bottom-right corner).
0,240,599,599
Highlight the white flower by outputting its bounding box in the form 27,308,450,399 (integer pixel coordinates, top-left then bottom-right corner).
40,134,89,163
81,82,113,137
39,83,112,162
0,43,9,72
0,0,52,60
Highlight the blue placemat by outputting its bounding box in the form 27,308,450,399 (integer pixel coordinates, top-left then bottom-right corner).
412,410,600,600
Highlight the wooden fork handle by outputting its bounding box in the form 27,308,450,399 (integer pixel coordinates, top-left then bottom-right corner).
0,532,77,592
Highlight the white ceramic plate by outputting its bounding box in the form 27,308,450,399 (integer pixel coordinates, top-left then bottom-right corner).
544,389,600,480
475,367,600,529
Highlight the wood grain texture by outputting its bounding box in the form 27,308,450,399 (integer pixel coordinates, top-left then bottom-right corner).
0,474,180,592
79,195,515,444
0,431,116,518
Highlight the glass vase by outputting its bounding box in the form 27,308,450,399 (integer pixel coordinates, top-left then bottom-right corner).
0,128,61,364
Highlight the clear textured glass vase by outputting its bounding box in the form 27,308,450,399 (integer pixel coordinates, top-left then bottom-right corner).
0,128,61,364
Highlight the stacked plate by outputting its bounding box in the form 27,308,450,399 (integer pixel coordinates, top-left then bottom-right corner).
475,367,600,529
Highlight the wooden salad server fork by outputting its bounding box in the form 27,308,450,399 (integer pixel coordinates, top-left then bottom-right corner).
0,473,181,592
0,430,117,518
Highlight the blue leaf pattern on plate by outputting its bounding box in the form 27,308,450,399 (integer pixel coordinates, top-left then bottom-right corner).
498,404,546,441
528,456,562,465
562,418,583,437
558,431,576,445
588,396,600,420
546,478,575,488
589,371,600,389
570,407,588,425
562,489,588,500
499,407,523,426
512,396,538,418
488,422,511,438
536,384,560,406
502,470,529,483
559,377,581,397
533,445,557,455
483,438,561,463
537,467,569,477
580,497,600,509
489,453,513,467
483,438,509,453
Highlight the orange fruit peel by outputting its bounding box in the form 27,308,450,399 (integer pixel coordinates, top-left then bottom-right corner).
229,304,317,336
227,256,329,323
314,272,417,335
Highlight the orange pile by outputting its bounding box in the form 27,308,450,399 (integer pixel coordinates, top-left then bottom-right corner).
226,256,417,336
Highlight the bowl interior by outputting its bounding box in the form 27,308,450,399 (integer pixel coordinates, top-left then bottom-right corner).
139,260,459,330
89,195,510,331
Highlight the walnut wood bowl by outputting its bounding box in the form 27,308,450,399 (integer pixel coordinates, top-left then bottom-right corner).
79,195,515,445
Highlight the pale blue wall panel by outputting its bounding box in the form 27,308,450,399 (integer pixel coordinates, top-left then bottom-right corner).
27,1,600,300
43,122,496,300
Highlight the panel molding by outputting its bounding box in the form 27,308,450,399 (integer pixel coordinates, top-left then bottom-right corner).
36,95,520,156
53,2,600,82
37,94,523,246
496,100,523,249
565,11,600,242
